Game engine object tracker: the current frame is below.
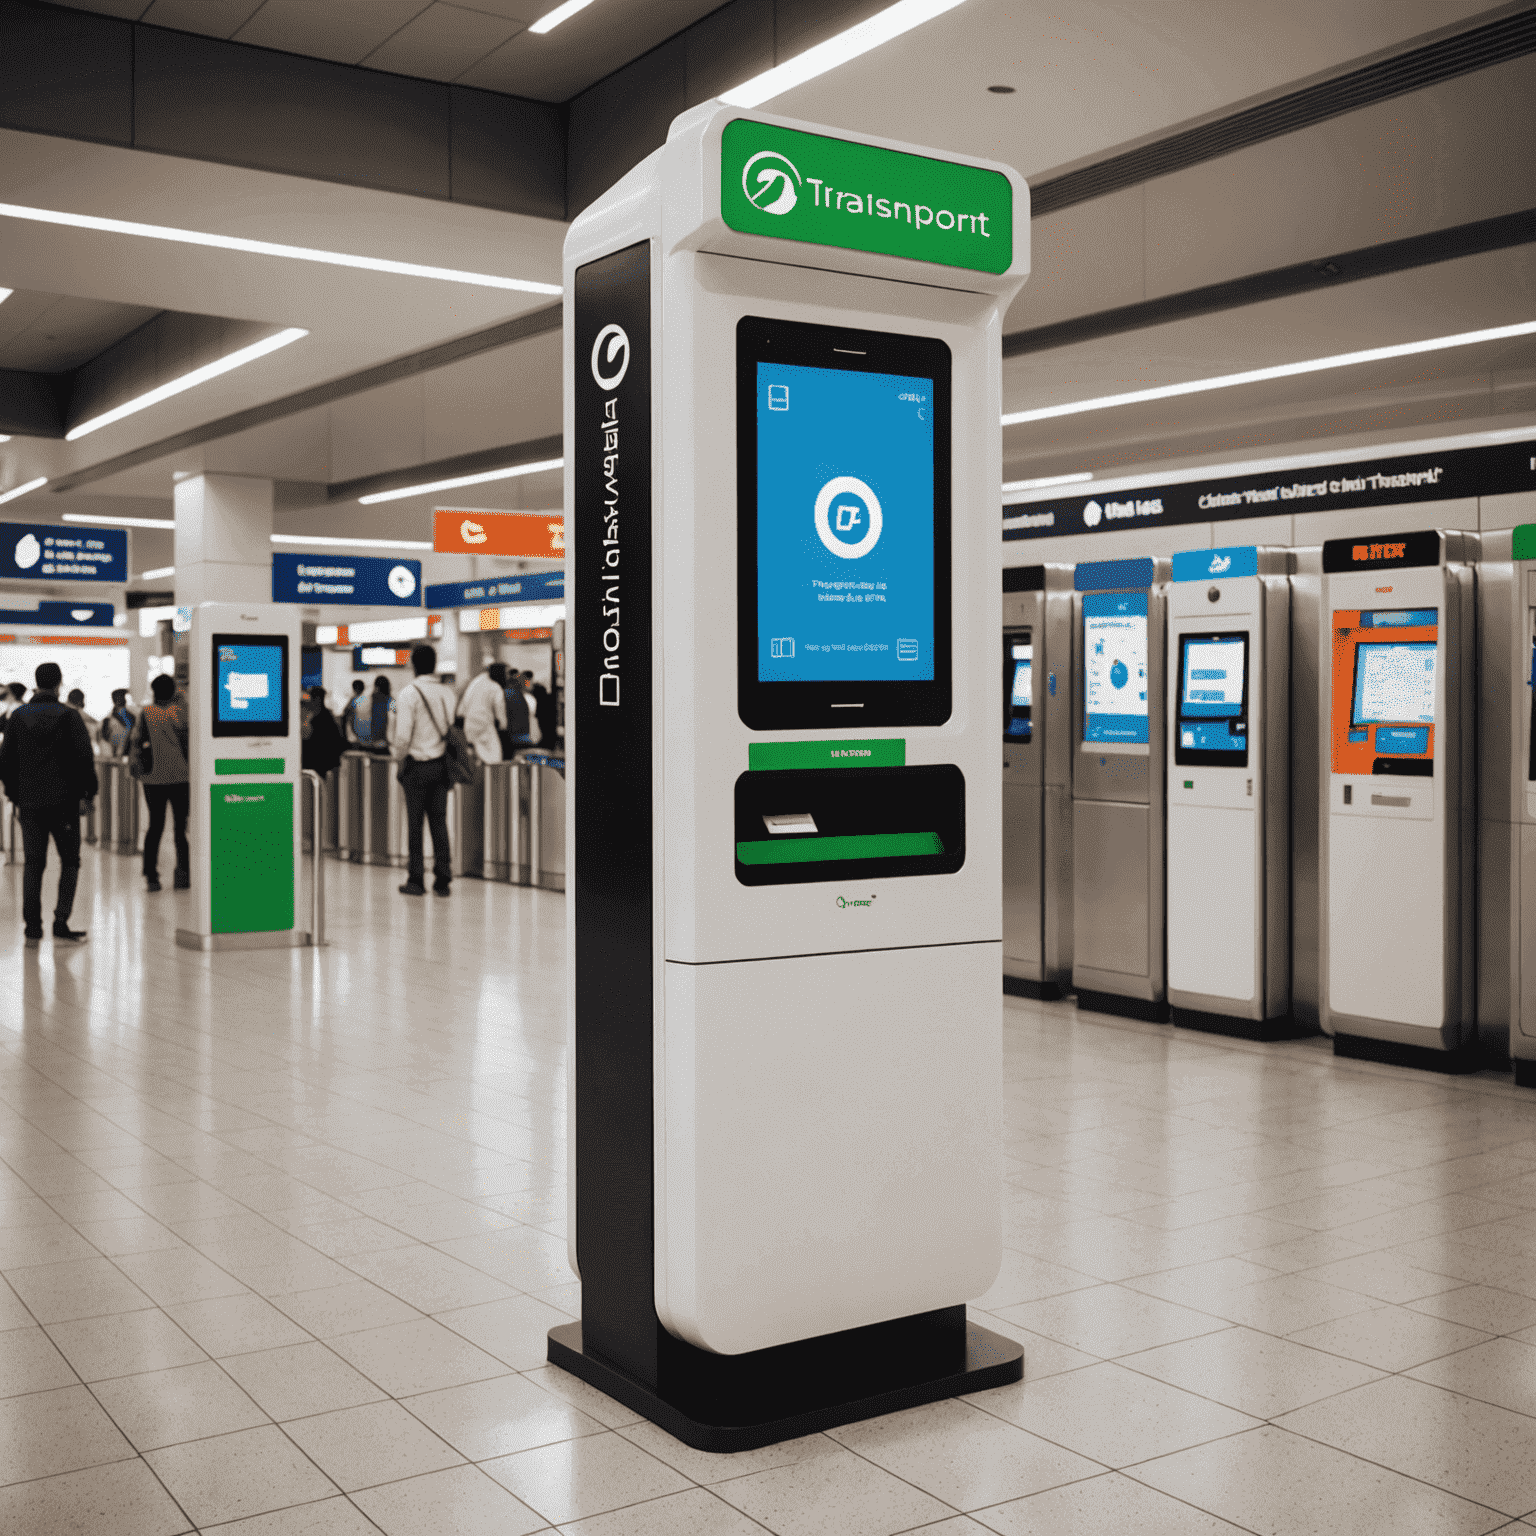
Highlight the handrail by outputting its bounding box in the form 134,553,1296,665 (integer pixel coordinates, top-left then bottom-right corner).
302,769,327,947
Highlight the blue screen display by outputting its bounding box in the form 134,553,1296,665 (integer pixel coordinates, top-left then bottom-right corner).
1083,591,1148,744
1179,635,1246,755
217,643,284,725
756,361,934,683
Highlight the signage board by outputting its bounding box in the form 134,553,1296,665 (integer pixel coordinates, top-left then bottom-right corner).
0,601,114,626
271,553,421,607
424,570,565,609
720,119,1014,276
433,509,564,558
0,523,128,582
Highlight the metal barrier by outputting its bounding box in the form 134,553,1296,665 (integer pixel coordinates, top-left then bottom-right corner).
300,770,339,856
453,774,482,879
93,759,142,856
483,760,529,884
302,769,327,946
526,753,566,892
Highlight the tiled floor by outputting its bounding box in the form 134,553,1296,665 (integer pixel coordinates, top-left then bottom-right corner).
4,846,1536,1534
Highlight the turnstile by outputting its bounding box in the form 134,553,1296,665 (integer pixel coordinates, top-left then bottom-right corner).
1071,557,1169,1020
1002,563,1073,998
484,760,531,884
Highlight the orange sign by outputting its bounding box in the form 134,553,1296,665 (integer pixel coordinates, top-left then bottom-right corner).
433,509,564,558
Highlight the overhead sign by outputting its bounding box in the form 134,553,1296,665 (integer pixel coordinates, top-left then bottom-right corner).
1006,438,1536,542
271,553,421,607
433,509,564,558
0,601,115,626
424,570,565,609
0,523,128,582
720,119,1014,276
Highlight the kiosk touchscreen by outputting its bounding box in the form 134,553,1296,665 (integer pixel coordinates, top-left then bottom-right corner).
1002,565,1073,999
1165,547,1293,1037
1319,531,1476,1058
559,103,1029,1448
1071,559,1168,1020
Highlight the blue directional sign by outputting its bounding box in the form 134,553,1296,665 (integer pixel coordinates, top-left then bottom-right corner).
272,553,422,607
423,570,564,609
0,601,114,626
0,523,128,582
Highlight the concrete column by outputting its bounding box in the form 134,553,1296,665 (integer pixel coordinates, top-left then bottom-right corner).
174,474,272,608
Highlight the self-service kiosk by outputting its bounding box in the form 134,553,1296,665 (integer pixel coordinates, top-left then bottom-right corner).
555,103,1029,1447
1165,546,1295,1036
1478,524,1536,1085
176,602,304,951
1003,564,1073,998
1071,558,1168,1020
1319,531,1477,1062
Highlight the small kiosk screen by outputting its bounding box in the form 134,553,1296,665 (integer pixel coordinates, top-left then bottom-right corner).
1351,642,1436,727
1176,632,1248,766
212,634,289,738
1082,591,1148,745
1005,638,1032,741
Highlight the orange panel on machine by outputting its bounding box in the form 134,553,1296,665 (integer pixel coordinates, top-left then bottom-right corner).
1330,608,1437,774
433,510,564,557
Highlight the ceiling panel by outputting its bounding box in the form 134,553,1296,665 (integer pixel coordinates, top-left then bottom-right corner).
0,290,163,373
138,0,264,38
233,0,437,66
363,3,526,83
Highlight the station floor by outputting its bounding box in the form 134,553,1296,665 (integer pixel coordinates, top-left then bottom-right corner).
3,849,1536,1535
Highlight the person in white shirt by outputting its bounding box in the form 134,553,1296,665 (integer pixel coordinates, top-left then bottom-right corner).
459,661,508,766
389,644,458,897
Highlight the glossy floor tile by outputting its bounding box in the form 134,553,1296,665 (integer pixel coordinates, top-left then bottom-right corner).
5,847,1536,1532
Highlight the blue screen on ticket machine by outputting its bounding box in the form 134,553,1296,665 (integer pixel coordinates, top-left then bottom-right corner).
212,634,289,737
1082,591,1148,745
1176,632,1248,766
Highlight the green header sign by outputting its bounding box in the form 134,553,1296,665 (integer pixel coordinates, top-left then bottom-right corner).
1513,524,1536,561
721,120,1013,276
749,738,905,771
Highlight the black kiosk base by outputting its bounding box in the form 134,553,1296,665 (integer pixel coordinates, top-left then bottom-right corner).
547,1306,1024,1452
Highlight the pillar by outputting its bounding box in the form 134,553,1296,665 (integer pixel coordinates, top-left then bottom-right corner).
174,475,273,609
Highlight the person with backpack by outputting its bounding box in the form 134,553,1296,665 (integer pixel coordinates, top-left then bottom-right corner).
339,677,366,745
101,689,136,756
459,661,508,766
128,674,191,892
354,675,393,754
390,645,459,898
0,661,97,946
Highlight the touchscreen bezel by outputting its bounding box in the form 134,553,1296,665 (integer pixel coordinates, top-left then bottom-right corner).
211,632,290,739
1175,630,1249,768
1350,640,1437,728
736,315,952,731
1080,590,1150,755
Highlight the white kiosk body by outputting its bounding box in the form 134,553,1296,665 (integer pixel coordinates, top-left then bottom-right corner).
1165,546,1295,1036
177,602,304,951
1002,563,1073,998
1071,557,1169,1021
556,103,1029,1448
1319,531,1477,1061
1477,524,1536,1086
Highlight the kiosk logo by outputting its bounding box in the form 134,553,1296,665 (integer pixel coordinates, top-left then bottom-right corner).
1082,501,1103,527
590,324,631,389
387,564,417,599
742,150,801,215
1209,553,1231,574
836,895,876,909
815,476,883,559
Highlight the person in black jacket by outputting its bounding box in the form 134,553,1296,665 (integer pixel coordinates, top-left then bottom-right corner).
0,661,97,946
301,686,345,779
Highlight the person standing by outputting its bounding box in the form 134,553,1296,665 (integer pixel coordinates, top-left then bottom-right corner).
101,689,135,756
65,689,102,744
0,661,97,946
459,661,507,766
390,644,456,898
301,685,345,779
128,674,190,892
502,669,531,753
340,677,366,745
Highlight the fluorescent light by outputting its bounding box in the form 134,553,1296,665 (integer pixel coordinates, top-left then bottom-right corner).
138,566,175,581
529,0,600,33
64,513,174,529
358,457,564,505
0,289,11,303
0,203,562,296
270,533,433,550
1003,472,1092,494
721,0,967,107
0,476,47,506
0,437,11,444
1001,318,1536,426
347,617,428,643
67,328,309,441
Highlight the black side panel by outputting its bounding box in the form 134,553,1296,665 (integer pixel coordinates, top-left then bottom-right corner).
572,242,656,1389
1002,565,1045,593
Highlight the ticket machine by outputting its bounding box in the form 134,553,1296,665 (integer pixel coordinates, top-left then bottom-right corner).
1478,524,1536,1085
1003,563,1073,998
1071,557,1168,1020
1319,531,1477,1062
1165,546,1295,1036
554,102,1029,1448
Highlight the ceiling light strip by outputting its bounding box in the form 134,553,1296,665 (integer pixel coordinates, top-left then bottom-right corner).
0,203,562,296
529,0,601,34
1001,318,1536,426
358,457,565,505
1002,472,1092,493
721,0,969,108
0,477,47,507
270,534,433,550
138,566,175,580
63,513,173,529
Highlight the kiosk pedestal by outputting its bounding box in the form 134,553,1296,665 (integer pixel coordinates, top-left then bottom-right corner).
1166,546,1298,1038
555,102,1028,1448
1319,531,1477,1067
1071,558,1168,1021
1003,564,1073,999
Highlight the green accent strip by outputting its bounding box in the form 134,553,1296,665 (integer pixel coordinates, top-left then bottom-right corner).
1513,524,1536,561
737,831,943,866
216,758,283,775
721,120,1014,276
749,738,905,771
210,782,294,933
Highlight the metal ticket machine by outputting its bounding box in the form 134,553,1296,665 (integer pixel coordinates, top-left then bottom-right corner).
1319,530,1477,1064
1002,563,1073,998
1071,557,1169,1021
1165,546,1296,1037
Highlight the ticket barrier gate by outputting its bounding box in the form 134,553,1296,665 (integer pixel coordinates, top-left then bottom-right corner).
525,752,565,894
480,756,565,890
335,752,407,867
1002,563,1073,998
99,758,141,856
